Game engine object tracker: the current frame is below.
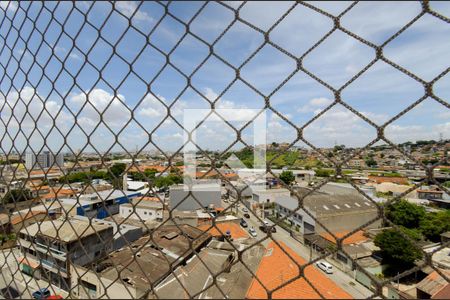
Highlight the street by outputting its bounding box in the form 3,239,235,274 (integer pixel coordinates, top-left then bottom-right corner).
226,198,373,299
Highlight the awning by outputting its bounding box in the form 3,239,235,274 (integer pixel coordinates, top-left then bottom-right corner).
19,256,40,269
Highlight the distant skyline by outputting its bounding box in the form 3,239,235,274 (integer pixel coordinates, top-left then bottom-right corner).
0,1,449,154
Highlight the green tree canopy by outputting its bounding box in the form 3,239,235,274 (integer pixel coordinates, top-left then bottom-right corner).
420,210,450,242
385,199,426,229
3,188,32,203
108,163,127,178
279,170,295,185
315,168,332,177
374,228,423,274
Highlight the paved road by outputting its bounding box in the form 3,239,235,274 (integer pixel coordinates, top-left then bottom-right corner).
226,199,373,299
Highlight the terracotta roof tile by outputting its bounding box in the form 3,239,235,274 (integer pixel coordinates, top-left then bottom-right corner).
198,222,248,239
246,241,352,299
11,211,47,225
320,230,368,245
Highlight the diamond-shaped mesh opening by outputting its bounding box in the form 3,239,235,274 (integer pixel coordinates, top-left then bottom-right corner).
0,1,449,299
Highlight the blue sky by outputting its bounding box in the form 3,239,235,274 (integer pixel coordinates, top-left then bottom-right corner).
0,1,449,155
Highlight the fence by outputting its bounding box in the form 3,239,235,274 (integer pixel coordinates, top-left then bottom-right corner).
0,1,449,299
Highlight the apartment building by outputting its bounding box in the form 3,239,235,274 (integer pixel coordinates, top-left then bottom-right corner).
17,217,113,290
25,151,64,170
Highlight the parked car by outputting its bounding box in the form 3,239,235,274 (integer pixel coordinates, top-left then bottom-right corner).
240,219,248,228
243,213,251,219
242,207,248,212
316,261,333,274
248,227,257,237
223,199,228,203
259,225,276,233
32,288,50,299
263,220,270,226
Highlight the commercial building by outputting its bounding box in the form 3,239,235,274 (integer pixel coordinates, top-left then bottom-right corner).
169,180,221,211
252,188,290,204
119,201,164,222
58,189,141,219
25,151,64,170
17,217,113,290
274,186,381,235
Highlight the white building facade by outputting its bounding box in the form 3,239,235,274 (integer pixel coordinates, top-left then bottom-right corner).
25,151,64,169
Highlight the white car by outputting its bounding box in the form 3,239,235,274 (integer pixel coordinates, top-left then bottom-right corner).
242,207,248,212
316,261,333,274
263,220,270,226
248,227,257,237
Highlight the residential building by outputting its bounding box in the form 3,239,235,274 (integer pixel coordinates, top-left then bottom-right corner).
25,151,64,170
71,216,142,250
347,159,366,169
70,225,211,299
0,213,11,234
0,180,22,197
198,221,249,240
417,188,444,200
246,241,352,299
416,269,450,299
154,238,265,299
10,211,51,233
169,180,221,211
17,217,113,290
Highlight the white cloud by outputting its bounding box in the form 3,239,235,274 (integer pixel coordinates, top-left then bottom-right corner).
309,97,332,107
69,53,82,60
138,94,167,118
298,97,333,113
70,89,131,129
303,106,378,147
115,1,152,22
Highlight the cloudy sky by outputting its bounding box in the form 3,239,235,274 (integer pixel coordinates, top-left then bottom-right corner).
0,1,449,155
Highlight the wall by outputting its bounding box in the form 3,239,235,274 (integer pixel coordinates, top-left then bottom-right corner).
70,265,144,299
68,227,113,267
169,188,221,211
119,205,163,221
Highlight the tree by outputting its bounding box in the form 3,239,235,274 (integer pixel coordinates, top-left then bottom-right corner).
108,163,127,178
365,157,377,167
315,168,332,177
385,199,426,229
374,228,423,274
3,189,32,203
420,210,450,242
443,181,450,188
279,170,295,185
